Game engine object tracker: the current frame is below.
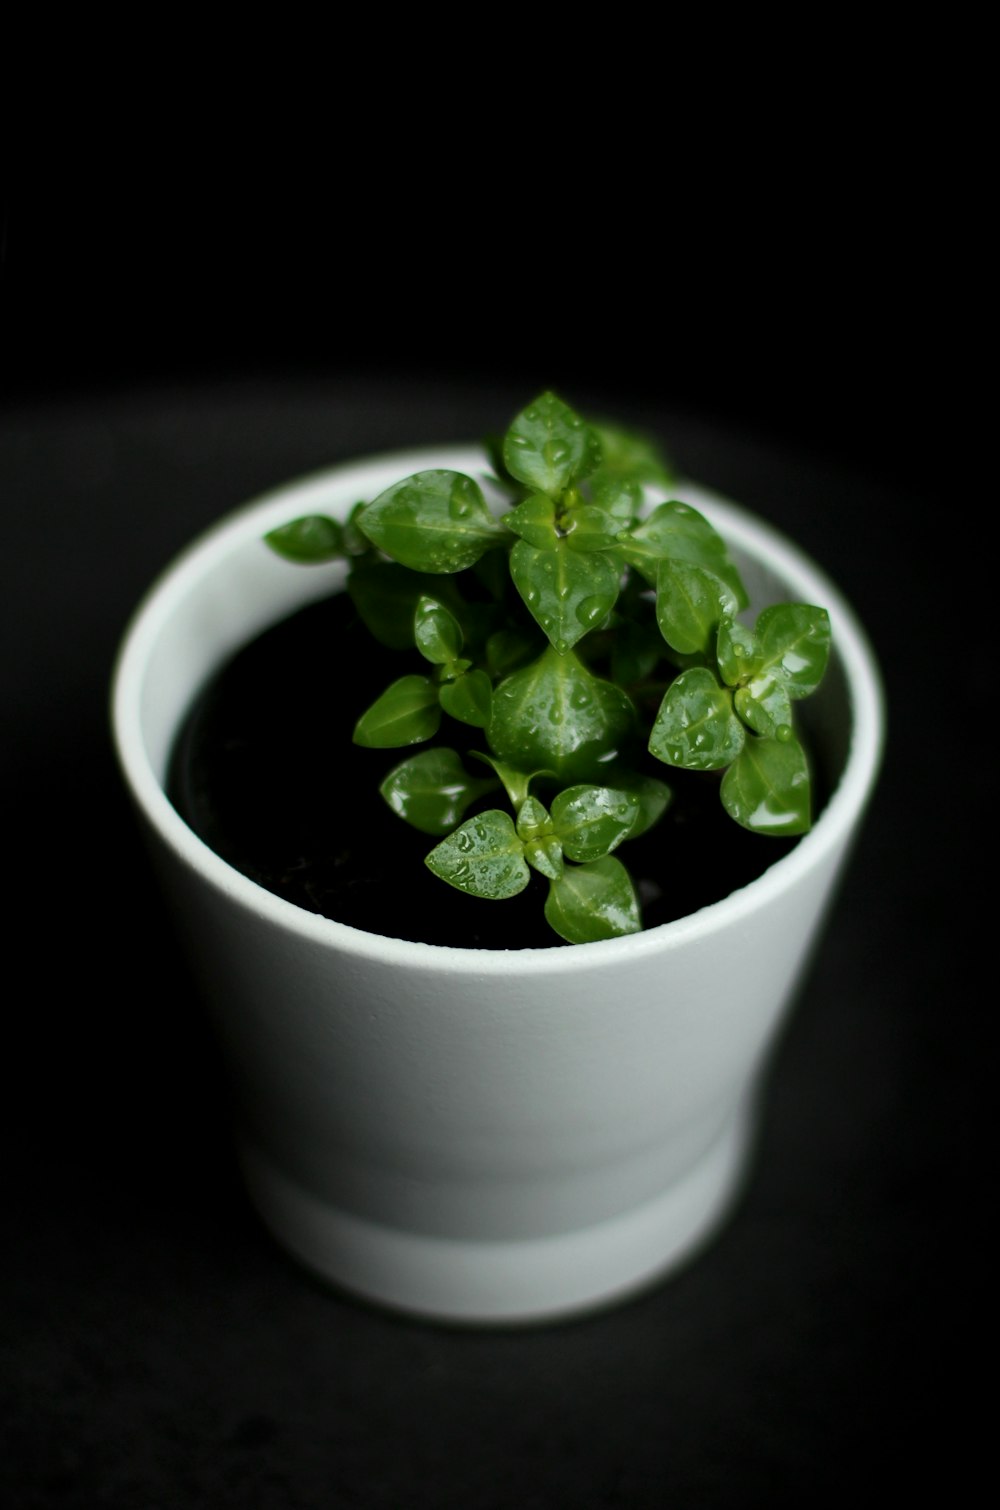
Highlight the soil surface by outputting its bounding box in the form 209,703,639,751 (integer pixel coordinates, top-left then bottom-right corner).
168,594,807,948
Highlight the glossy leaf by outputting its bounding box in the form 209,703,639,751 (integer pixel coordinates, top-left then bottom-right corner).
550,786,641,863
716,617,761,687
425,811,530,900
755,605,831,698
649,667,745,771
348,561,461,650
489,646,635,783
359,470,504,573
502,392,593,495
597,770,672,837
439,669,493,728
563,504,621,554
588,423,674,487
510,539,620,653
656,560,739,657
622,501,748,606
544,857,641,943
265,514,343,562
735,676,792,737
516,797,562,881
414,595,463,665
353,675,440,748
592,474,643,526
379,748,498,835
504,492,559,550
721,732,811,834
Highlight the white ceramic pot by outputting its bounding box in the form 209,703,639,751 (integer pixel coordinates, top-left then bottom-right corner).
112,448,884,1325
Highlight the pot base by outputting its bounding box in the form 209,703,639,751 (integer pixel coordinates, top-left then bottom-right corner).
238,1108,753,1326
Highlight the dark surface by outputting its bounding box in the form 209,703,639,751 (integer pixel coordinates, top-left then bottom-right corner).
1,376,978,1506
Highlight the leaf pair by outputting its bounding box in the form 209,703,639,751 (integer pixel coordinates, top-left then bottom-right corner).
426,786,645,943
648,603,831,834
353,595,493,746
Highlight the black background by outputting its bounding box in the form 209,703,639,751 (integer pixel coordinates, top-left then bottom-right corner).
1,182,979,1508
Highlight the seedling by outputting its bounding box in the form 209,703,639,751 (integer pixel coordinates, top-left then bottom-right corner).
266,393,830,943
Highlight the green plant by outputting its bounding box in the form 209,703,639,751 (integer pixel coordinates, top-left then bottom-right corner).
265,392,831,944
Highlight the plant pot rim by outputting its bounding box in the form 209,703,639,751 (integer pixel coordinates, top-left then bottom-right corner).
112,444,885,976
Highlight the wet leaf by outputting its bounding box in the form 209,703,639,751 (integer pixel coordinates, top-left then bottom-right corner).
379,748,498,835
716,617,761,687
721,732,811,834
656,560,738,657
489,646,635,783
588,423,674,488
592,770,672,838
425,811,530,899
622,501,748,605
265,514,343,562
504,492,559,550
414,595,463,665
510,539,620,653
755,605,831,697
360,471,504,573
348,562,462,650
735,675,792,737
544,857,642,943
439,668,493,728
353,675,440,747
649,667,745,771
503,392,594,495
550,786,641,862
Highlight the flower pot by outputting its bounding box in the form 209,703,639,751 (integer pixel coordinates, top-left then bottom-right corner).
112,447,884,1325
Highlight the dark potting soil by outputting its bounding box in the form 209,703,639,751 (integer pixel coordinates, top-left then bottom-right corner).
167,594,810,949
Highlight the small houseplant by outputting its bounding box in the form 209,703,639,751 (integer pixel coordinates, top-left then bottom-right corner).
260,391,831,946
112,391,883,1324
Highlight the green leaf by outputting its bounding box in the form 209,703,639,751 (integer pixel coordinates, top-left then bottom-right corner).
649,667,745,771
516,796,563,881
622,501,748,606
655,560,739,657
588,423,674,487
348,561,461,650
563,504,621,554
603,771,672,837
544,857,641,943
502,392,593,495
591,474,643,526
716,617,760,687
509,539,621,653
504,492,560,550
359,470,504,573
721,732,811,834
734,676,792,737
550,786,641,862
353,675,441,747
414,595,463,664
425,811,530,900
265,514,344,562
755,605,831,698
379,748,498,836
439,668,493,728
489,645,636,783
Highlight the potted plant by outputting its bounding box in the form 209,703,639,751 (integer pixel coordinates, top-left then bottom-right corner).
112,392,883,1324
